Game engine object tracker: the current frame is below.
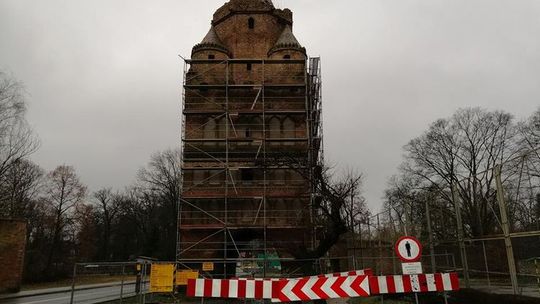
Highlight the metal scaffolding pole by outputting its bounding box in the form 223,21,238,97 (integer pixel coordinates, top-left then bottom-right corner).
425,199,437,273
177,58,322,276
262,60,268,277
452,184,470,288
224,60,230,278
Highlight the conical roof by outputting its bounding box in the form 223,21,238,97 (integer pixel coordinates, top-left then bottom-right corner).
192,26,230,56
269,25,306,55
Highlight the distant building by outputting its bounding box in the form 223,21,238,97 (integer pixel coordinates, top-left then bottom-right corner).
177,0,323,277
0,219,27,292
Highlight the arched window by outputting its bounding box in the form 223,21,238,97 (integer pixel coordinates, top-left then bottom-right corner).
274,170,285,185
215,116,226,138
268,116,281,138
238,116,251,139
252,116,263,138
203,118,217,139
248,17,255,29
208,54,215,60
282,116,295,138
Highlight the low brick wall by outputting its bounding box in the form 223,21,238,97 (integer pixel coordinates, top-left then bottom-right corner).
0,219,27,293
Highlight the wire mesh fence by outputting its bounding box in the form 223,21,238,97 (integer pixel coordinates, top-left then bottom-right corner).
65,253,538,304
68,262,144,304
359,148,540,298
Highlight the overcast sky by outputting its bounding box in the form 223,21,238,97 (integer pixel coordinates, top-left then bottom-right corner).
1,0,539,211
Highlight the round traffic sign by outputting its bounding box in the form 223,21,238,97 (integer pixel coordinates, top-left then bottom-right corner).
395,236,422,262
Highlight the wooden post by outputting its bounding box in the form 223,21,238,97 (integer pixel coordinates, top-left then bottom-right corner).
120,264,125,303
377,214,382,275
69,264,77,304
494,164,519,295
535,258,540,296
351,193,357,270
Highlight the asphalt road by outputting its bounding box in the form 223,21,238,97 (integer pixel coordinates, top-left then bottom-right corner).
2,282,537,303
0,284,139,304
471,284,540,299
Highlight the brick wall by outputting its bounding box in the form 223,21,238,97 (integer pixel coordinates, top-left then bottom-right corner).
178,0,316,266
0,219,27,293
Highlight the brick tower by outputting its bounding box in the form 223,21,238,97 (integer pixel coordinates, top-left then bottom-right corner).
178,0,323,278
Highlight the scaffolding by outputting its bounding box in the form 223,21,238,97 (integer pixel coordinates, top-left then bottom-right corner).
176,57,323,278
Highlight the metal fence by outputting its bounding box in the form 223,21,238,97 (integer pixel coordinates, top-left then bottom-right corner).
357,154,540,299
67,255,455,304
68,262,145,304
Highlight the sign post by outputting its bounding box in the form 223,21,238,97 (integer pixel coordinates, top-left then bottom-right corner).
395,236,423,274
395,236,423,304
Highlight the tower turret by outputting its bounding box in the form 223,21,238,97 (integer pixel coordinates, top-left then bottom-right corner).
268,24,306,59
191,26,231,59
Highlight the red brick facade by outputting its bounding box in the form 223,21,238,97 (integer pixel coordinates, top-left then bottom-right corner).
0,219,27,292
178,0,322,277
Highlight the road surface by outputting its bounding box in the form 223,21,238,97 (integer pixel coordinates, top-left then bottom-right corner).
0,283,141,304
471,284,540,298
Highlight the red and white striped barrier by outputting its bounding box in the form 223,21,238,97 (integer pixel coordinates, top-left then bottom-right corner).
274,275,370,302
309,269,373,278
233,269,373,280
369,273,459,295
268,269,372,302
186,270,459,301
186,272,372,301
187,278,277,299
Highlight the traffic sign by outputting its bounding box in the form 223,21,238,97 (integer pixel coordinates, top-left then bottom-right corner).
150,264,175,293
401,262,423,275
275,275,370,302
395,236,422,262
202,262,214,271
176,270,199,286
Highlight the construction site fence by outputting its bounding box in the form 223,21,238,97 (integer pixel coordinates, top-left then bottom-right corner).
68,262,143,304
67,255,457,304
67,255,540,304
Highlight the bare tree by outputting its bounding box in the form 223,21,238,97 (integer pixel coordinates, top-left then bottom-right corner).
136,148,182,259
0,159,43,218
74,203,98,262
398,108,517,237
43,165,87,276
93,188,121,260
340,169,368,231
266,149,368,267
513,108,540,230
518,108,540,153
137,149,182,205
0,71,40,181
268,161,367,262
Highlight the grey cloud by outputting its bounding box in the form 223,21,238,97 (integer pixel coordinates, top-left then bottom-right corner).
1,0,539,210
